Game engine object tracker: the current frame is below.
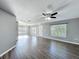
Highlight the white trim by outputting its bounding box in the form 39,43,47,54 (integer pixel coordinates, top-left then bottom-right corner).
0,45,16,57
39,35,79,45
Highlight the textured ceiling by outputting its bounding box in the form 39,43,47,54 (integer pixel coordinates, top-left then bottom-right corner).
0,0,79,25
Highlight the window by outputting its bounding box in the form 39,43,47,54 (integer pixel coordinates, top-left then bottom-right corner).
18,21,27,35
31,27,37,35
38,25,43,36
50,24,67,38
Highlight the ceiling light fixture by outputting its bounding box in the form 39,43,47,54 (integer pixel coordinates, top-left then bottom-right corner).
45,17,51,21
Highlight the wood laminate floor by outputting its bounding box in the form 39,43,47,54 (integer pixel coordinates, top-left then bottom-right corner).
1,36,79,59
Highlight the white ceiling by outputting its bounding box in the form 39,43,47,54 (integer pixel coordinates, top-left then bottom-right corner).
0,0,79,25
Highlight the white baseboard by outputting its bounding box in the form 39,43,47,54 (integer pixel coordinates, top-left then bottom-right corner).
0,45,16,57
39,35,79,45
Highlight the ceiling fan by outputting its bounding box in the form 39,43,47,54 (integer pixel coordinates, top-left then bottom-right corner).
41,0,71,19
42,12,58,18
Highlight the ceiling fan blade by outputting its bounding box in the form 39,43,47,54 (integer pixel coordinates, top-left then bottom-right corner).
51,12,58,16
50,16,56,18
53,0,72,11
42,13,46,16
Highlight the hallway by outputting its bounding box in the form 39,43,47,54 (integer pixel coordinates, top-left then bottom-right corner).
1,36,79,59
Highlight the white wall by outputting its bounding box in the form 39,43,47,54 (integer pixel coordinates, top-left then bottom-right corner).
67,19,79,43
26,26,30,35
0,9,17,55
42,24,50,36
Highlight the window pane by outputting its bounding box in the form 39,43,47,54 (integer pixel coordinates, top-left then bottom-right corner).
50,24,67,38
38,25,43,36
31,27,37,35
